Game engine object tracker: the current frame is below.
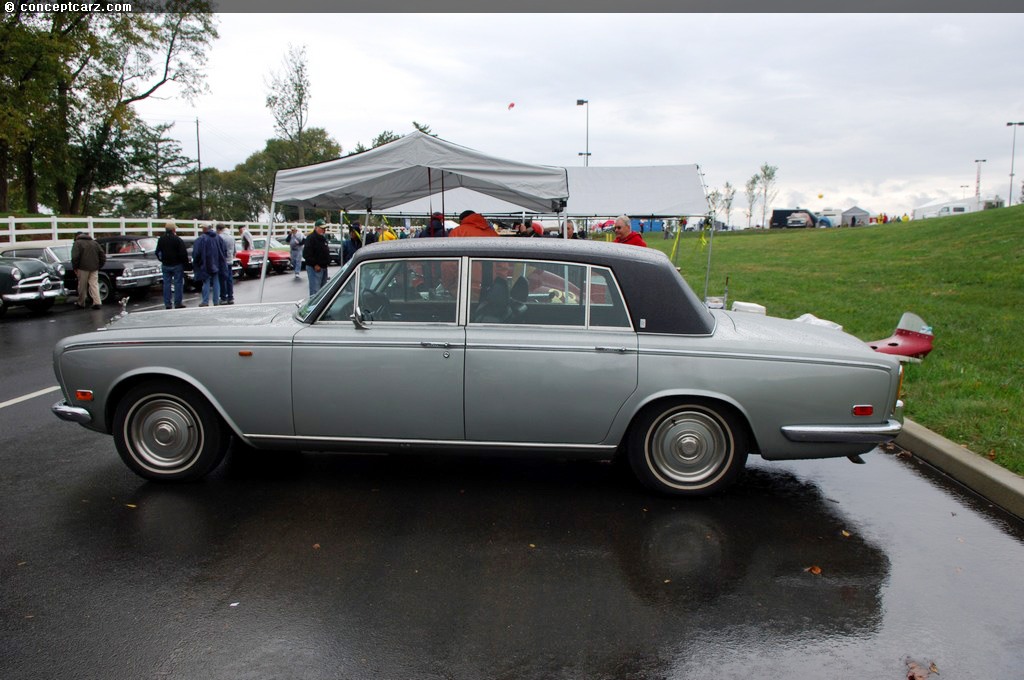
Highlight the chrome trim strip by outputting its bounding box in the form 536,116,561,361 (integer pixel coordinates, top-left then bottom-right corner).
61,338,294,351
781,418,903,444
51,400,92,424
637,346,894,370
246,433,617,451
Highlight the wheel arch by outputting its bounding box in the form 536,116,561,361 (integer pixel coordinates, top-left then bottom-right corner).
104,369,243,440
620,391,761,457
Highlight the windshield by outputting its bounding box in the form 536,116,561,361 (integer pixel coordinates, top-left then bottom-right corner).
51,245,73,260
296,259,354,321
252,237,286,250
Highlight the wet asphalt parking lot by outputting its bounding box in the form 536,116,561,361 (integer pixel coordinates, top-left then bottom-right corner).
2,272,1023,679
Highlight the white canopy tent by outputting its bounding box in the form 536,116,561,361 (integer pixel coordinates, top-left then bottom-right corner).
377,165,709,219
271,131,570,214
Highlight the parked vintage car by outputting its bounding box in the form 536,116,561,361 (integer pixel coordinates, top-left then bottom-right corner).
0,240,160,304
235,236,291,276
0,254,64,316
51,239,904,495
180,236,243,291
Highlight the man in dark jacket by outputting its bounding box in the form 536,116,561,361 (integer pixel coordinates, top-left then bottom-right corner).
302,220,330,296
192,225,224,306
418,212,447,237
70,232,106,309
155,221,188,309
342,224,362,264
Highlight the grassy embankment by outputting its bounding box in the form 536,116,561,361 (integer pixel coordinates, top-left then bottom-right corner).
647,205,1024,475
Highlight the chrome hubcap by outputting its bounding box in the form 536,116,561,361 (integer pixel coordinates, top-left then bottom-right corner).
649,409,730,486
127,397,202,472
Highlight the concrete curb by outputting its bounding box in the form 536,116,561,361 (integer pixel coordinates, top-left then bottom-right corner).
896,418,1024,521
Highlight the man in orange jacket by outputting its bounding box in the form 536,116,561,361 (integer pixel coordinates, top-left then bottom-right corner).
449,210,498,237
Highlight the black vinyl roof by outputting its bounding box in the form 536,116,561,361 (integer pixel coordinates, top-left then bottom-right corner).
348,238,715,335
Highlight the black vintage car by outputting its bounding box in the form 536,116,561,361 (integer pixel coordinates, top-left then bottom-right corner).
0,239,159,305
0,253,64,316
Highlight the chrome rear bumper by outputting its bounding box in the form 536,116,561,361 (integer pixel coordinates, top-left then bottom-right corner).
781,401,904,444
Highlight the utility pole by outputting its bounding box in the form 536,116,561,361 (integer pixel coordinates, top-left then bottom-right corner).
196,118,205,220
974,159,986,202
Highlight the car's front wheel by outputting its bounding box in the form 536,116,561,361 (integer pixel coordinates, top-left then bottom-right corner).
113,380,228,481
627,400,747,496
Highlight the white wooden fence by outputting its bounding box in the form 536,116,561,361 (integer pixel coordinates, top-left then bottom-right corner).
1,216,313,245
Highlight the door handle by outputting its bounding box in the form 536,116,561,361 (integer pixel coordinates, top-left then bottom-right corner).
595,346,629,353
420,342,451,349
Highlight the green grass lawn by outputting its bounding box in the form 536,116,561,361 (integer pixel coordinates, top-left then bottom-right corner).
647,205,1024,475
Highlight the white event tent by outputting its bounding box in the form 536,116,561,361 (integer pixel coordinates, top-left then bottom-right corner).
380,165,709,219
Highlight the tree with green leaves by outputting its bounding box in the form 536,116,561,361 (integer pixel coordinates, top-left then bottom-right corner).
0,3,218,215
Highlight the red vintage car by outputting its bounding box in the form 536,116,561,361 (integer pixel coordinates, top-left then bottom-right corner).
236,237,291,277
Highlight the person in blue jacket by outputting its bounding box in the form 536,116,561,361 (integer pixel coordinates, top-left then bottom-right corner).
192,225,224,306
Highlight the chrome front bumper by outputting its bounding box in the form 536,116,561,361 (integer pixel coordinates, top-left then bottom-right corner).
3,286,65,303
52,400,92,424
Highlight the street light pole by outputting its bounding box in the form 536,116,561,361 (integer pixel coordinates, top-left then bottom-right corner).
1008,122,1024,206
576,99,590,166
974,159,986,203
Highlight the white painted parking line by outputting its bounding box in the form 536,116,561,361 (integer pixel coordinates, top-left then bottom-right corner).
0,386,61,410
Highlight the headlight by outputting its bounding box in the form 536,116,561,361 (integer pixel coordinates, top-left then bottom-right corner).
56,264,65,276
11,268,21,281
122,267,135,277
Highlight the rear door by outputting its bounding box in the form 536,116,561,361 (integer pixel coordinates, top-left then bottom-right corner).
463,258,638,445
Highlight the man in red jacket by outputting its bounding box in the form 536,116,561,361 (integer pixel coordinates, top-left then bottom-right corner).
612,215,648,247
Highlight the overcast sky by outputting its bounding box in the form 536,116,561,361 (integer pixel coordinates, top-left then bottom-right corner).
135,13,1024,220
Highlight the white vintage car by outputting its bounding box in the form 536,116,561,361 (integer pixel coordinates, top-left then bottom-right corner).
52,239,903,496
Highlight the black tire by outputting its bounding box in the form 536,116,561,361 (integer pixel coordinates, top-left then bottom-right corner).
113,380,228,481
97,274,112,304
627,400,747,496
25,299,55,314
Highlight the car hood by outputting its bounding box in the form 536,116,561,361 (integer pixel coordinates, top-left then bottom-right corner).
715,310,882,360
2,257,53,276
105,302,300,330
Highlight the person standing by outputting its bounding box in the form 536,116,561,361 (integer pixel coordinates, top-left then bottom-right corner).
239,225,255,252
449,210,498,237
192,225,223,306
418,212,447,237
612,215,649,247
342,223,362,263
302,220,330,296
155,221,188,309
216,224,235,305
70,232,106,309
286,225,306,278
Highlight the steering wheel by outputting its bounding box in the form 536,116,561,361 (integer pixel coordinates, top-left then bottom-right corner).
359,290,392,321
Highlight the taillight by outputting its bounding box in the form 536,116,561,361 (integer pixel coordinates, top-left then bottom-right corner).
852,405,874,417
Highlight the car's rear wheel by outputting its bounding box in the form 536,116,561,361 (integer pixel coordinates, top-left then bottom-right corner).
627,400,747,496
113,380,228,481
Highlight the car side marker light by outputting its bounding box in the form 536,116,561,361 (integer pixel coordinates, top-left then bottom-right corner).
75,390,94,402
852,405,874,417
238,350,253,357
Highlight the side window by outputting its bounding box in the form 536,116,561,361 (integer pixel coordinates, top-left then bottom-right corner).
470,259,586,327
588,267,631,328
321,258,460,324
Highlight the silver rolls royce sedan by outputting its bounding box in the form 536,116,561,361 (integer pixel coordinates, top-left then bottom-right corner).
52,238,903,496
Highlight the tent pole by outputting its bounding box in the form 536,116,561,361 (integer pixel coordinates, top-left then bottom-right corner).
258,202,276,302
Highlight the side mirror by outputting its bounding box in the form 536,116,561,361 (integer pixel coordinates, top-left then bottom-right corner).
350,304,371,329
